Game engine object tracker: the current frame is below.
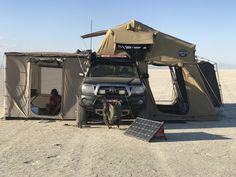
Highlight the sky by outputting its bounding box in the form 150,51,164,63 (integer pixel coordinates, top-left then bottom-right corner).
0,0,236,65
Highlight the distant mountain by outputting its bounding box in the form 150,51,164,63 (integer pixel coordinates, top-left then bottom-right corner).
217,62,236,69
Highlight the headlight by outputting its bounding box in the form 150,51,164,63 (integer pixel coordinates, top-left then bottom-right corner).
98,89,106,94
131,85,145,95
81,84,95,94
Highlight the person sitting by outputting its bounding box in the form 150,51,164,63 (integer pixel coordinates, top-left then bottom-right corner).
47,89,61,115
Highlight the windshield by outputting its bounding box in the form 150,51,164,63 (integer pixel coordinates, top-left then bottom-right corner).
89,64,139,78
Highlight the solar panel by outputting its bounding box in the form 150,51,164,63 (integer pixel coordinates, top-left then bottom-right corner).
124,117,166,142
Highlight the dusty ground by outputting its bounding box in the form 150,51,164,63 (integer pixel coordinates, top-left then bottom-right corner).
0,69,236,177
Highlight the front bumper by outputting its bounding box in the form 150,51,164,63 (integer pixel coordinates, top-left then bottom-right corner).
79,94,145,117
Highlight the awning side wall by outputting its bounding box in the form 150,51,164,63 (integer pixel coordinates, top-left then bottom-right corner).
62,58,85,119
182,64,217,118
5,56,29,117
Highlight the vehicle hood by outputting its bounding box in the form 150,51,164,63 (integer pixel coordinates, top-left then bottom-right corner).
84,77,142,85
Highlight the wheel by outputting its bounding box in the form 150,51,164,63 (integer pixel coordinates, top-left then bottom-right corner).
77,105,87,128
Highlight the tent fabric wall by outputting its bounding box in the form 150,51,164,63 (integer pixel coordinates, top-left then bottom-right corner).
5,55,30,117
148,32,195,64
182,64,217,118
97,30,116,55
62,58,83,119
197,61,222,107
4,52,86,120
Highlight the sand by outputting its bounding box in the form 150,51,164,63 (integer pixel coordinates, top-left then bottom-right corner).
0,69,236,177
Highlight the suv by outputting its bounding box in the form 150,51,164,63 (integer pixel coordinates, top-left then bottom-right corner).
77,55,147,127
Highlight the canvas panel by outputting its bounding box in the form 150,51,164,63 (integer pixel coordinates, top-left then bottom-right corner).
62,58,84,119
97,30,116,55
140,78,161,120
114,31,154,45
148,32,195,64
182,64,217,118
197,61,222,106
5,56,30,117
134,61,160,120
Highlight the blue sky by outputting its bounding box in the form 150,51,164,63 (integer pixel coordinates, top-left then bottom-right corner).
0,0,236,65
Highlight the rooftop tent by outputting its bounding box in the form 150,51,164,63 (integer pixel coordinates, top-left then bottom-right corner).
82,20,220,120
3,52,88,119
82,19,195,63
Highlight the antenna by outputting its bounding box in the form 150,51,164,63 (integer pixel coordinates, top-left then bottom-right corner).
90,20,93,50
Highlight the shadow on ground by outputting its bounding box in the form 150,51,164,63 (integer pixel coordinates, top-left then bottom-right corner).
220,103,236,118
151,132,230,142
165,118,236,130
86,116,236,130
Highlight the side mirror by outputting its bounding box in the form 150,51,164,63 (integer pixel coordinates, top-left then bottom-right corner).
79,73,85,77
141,73,149,79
